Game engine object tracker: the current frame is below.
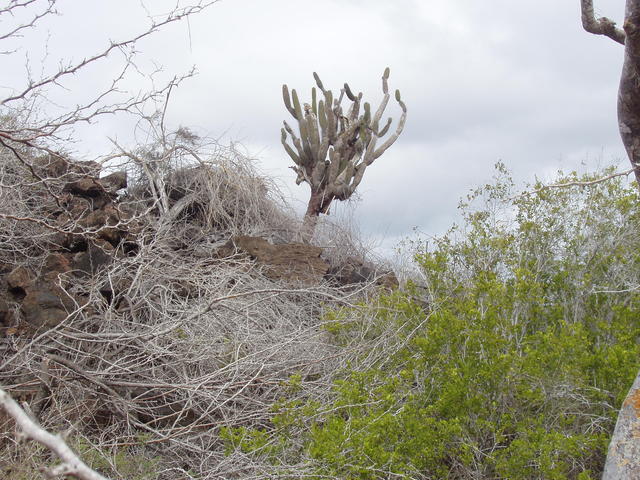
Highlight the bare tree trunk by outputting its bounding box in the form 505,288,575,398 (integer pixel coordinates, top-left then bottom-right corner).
580,3,640,478
301,189,325,243
602,371,640,479
610,4,640,477
619,0,640,186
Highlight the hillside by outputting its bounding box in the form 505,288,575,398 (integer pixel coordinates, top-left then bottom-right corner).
0,144,396,479
1,140,639,479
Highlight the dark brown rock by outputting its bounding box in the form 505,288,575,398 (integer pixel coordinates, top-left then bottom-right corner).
79,209,108,229
0,298,8,325
326,256,399,290
80,204,120,230
44,253,72,273
50,232,88,253
66,196,93,216
221,235,329,284
42,253,73,285
21,288,68,329
6,266,33,293
34,157,100,180
99,171,127,193
97,205,124,245
34,154,69,178
73,240,113,275
72,161,101,176
64,177,103,197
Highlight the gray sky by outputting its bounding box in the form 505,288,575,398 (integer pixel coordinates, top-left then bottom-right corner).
4,0,630,254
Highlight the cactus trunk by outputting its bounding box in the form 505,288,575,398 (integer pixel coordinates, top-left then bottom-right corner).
281,69,407,243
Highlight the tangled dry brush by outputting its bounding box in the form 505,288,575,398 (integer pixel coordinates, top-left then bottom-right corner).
0,131,394,479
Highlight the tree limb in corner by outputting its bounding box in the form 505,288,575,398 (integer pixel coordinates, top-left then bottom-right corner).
0,387,111,480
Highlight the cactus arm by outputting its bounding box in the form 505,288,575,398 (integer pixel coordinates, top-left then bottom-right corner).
292,88,304,120
372,91,407,161
311,158,327,186
347,92,362,123
338,115,345,133
346,160,369,195
363,102,371,125
344,82,356,101
362,132,379,167
319,134,330,163
306,111,321,163
326,147,341,183
290,165,306,185
376,117,392,137
360,91,390,165
317,101,331,161
382,67,390,94
311,87,318,115
281,128,301,165
325,91,337,143
283,120,308,165
282,85,298,119
371,93,390,132
338,152,351,177
313,71,326,93
333,161,357,199
292,89,315,163
333,118,362,154
318,100,327,132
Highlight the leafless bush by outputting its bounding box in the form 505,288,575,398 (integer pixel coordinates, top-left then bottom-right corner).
1,245,358,478
119,124,299,244
0,130,383,478
0,115,396,479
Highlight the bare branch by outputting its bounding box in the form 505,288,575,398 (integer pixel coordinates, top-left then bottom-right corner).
1,2,217,106
515,167,635,199
580,0,626,45
0,0,57,43
0,387,112,480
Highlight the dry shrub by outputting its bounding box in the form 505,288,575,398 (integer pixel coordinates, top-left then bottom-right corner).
0,148,65,266
0,129,380,479
123,134,299,244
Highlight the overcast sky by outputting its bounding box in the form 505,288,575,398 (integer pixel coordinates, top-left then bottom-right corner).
3,0,630,255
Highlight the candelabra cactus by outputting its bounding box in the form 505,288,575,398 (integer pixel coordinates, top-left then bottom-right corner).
281,67,407,242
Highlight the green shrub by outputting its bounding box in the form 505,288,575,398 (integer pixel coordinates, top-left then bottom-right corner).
278,166,640,479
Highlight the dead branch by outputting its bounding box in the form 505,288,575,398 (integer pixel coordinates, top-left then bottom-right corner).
580,0,626,45
0,387,112,480
515,167,635,199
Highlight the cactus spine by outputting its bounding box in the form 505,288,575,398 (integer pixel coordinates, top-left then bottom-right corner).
281,68,407,242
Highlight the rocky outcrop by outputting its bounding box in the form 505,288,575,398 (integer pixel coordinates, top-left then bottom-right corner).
219,236,398,289
1,157,126,334
220,235,329,284
6,266,32,294
2,159,398,335
3,252,90,332
326,256,398,290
